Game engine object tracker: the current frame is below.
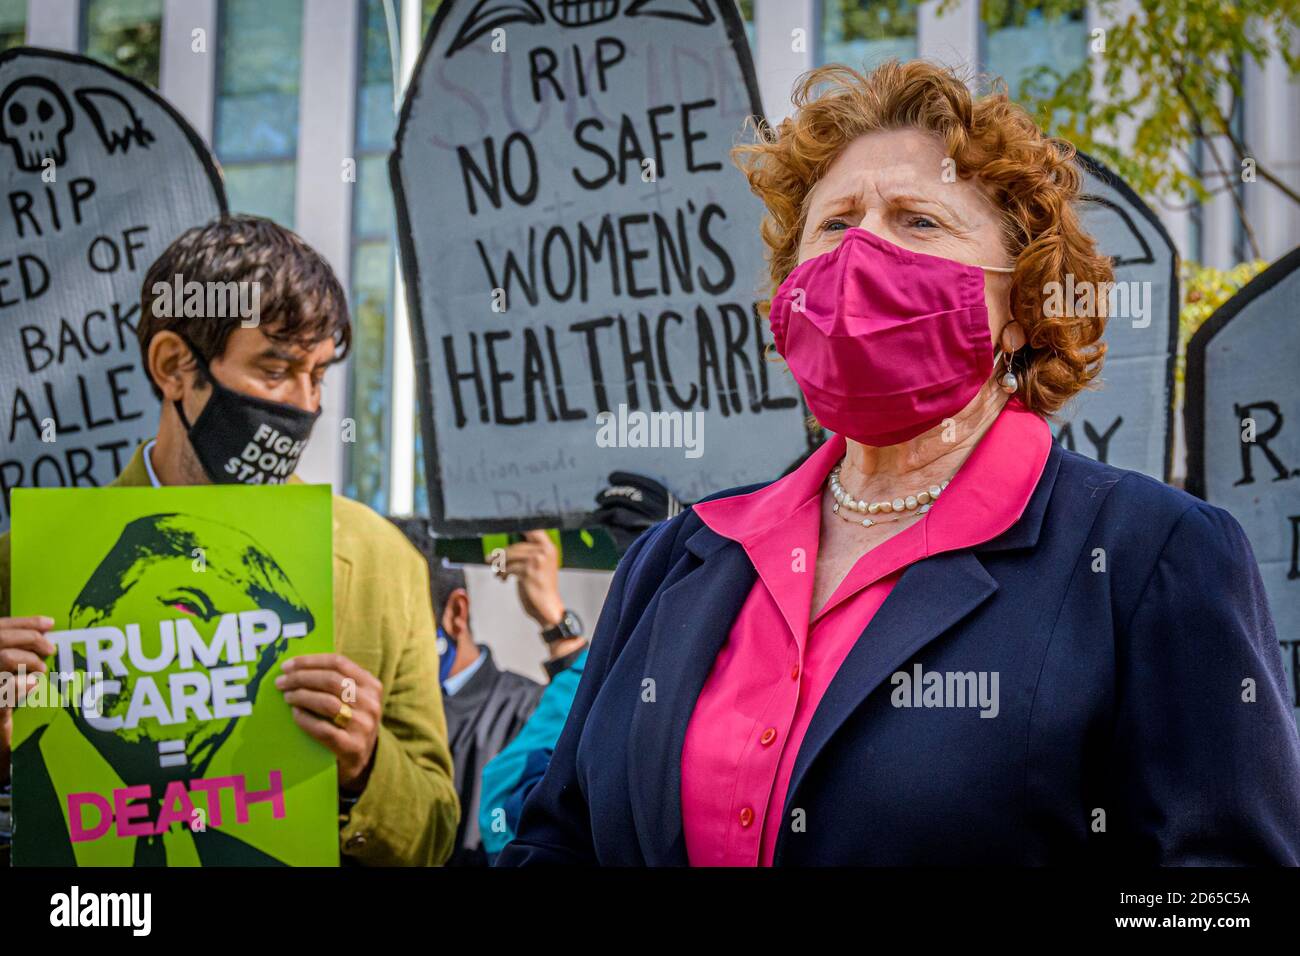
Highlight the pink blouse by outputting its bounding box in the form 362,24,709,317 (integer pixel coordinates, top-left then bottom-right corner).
681,397,1052,866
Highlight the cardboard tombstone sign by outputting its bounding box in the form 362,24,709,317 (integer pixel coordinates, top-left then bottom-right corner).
391,0,810,534
0,48,227,533
1185,247,1300,730
1051,153,1178,481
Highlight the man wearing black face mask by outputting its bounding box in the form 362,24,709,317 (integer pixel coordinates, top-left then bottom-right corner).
0,215,459,866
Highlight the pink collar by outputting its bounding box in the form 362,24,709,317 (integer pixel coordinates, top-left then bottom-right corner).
693,397,1052,634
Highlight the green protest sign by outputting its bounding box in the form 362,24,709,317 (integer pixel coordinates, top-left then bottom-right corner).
8,484,338,866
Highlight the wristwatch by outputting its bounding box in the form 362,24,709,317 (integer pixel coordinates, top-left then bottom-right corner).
540,608,583,644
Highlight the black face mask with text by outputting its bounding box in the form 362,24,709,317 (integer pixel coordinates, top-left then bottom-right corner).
174,340,321,485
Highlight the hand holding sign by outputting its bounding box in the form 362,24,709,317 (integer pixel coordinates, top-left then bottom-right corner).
499,529,566,629
276,652,383,792
0,615,55,683
0,615,56,778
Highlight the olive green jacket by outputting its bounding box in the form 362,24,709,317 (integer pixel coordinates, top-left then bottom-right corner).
0,443,460,866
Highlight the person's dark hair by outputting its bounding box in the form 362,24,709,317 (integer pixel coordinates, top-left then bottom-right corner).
137,214,351,400
431,559,468,622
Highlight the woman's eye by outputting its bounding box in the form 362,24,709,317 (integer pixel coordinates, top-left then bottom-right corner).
821,218,848,233
907,215,940,229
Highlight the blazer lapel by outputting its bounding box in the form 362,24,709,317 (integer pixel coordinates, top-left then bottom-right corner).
777,550,998,855
776,440,1066,861
627,523,756,866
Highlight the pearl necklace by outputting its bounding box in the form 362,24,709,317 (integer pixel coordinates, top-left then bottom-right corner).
828,463,951,527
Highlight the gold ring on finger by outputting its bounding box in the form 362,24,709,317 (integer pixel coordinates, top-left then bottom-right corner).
333,701,354,729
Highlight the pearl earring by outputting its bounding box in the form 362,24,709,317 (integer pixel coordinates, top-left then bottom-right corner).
998,349,1018,393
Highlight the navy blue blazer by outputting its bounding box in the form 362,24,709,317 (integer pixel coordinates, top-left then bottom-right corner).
499,441,1300,865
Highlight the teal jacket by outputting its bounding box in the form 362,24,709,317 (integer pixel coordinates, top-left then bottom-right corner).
480,649,588,858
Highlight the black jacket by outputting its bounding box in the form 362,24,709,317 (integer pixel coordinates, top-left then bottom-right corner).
442,645,543,865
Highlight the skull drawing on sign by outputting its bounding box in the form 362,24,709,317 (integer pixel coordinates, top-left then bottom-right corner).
0,77,73,172
549,0,620,26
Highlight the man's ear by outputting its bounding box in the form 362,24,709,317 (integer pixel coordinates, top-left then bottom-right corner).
443,588,471,639
147,331,197,402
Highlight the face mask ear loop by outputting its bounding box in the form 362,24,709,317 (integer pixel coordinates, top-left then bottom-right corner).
980,264,1016,274
172,336,212,435
173,398,194,433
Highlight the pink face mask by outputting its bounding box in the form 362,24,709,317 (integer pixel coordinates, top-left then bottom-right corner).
769,227,1013,447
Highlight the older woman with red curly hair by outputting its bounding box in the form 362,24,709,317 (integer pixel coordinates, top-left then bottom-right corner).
500,61,1300,867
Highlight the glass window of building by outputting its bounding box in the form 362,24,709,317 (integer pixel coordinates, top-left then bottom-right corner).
0,0,25,52
214,0,304,226
81,0,163,87
982,0,1087,99
818,0,918,69
346,0,401,512
349,0,442,516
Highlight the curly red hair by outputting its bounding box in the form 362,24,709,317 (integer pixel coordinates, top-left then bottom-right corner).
734,60,1112,417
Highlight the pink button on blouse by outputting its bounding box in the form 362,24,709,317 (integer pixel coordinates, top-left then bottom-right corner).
681,396,1052,866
